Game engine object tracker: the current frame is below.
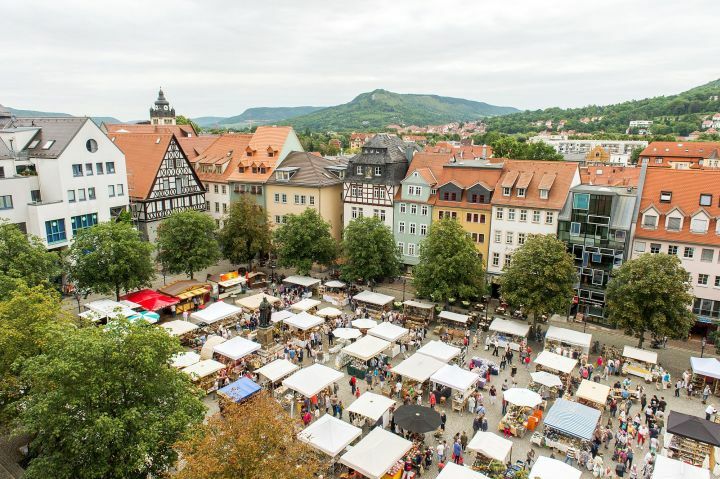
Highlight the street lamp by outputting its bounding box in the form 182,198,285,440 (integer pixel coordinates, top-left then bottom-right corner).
702,337,707,358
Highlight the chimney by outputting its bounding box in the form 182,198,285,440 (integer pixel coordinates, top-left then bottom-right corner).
482,144,487,159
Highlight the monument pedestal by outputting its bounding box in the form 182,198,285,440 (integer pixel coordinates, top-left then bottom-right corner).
256,326,274,349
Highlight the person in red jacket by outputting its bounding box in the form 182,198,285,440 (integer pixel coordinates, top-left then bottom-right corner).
429,391,437,409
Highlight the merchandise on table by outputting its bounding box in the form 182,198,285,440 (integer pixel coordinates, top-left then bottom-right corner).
621,345,658,382
353,290,395,318
544,325,592,356
690,357,720,398
402,300,435,329
488,318,530,352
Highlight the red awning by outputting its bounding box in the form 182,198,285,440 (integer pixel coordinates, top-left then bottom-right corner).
121,289,179,312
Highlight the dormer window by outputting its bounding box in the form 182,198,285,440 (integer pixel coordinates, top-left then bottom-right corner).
252,167,258,174
356,166,362,175
666,217,682,231
642,214,657,229
691,217,708,233
260,167,267,174
539,189,549,199
660,191,672,203
28,140,40,149
238,166,245,173
276,171,291,181
374,166,382,176
700,194,712,206
246,151,253,157
502,187,511,196
268,151,275,158
517,188,526,198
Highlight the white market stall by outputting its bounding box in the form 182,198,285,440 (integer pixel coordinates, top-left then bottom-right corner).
182,359,225,393
430,364,480,411
341,335,391,379
289,298,321,314
171,351,200,369
323,280,348,306
347,391,396,429
439,310,470,327
283,363,345,398
690,357,720,398
316,306,344,319
529,371,564,400
284,311,324,331
254,358,299,393
283,275,321,295
392,352,445,401
652,454,710,479
333,328,362,341
544,325,592,355
417,340,461,363
200,335,226,360
528,456,581,479
467,431,513,473
339,427,412,479
575,379,610,410
499,388,543,438
352,318,379,330
298,413,362,457
160,320,199,342
437,462,490,479
271,309,295,324
622,346,658,381
534,350,577,387
236,293,281,312
353,290,395,317
189,301,242,325
368,322,409,358
402,299,435,328
488,318,530,351
213,336,262,364
84,299,137,320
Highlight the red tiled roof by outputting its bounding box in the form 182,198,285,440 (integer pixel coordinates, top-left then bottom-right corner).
177,135,218,160
640,141,720,160
191,133,253,184
110,133,174,199
105,123,196,137
491,160,578,210
580,166,641,187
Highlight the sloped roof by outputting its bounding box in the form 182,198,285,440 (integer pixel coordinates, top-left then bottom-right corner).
111,132,174,199
401,152,452,188
491,160,578,210
350,133,410,165
641,141,720,159
429,161,504,209
580,166,641,187
192,133,253,183
9,117,89,158
265,151,347,187
177,135,218,160
104,123,196,137
248,125,293,153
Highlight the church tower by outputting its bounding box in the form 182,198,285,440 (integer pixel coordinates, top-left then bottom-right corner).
149,88,176,125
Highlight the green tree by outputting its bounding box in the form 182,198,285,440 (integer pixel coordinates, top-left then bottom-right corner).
18,319,205,479
499,235,576,324
412,217,485,302
523,141,563,160
68,221,155,300
630,146,644,165
273,209,338,275
217,196,271,267
156,210,220,279
606,254,694,348
341,216,400,285
175,115,201,134
0,221,61,297
490,136,525,159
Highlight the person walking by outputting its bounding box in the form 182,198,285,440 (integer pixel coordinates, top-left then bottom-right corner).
473,415,481,435
453,440,462,464
489,385,497,405
675,379,683,398
460,431,468,451
440,410,447,431
436,441,446,463
350,375,357,395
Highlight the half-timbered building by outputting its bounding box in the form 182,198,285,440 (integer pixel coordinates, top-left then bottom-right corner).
111,132,206,242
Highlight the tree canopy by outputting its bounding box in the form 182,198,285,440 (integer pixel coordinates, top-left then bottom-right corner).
68,221,155,299
412,217,485,302
489,136,563,160
217,196,271,266
18,320,205,479
499,234,576,323
0,221,61,297
606,253,694,348
273,209,338,275
340,216,400,285
156,210,221,279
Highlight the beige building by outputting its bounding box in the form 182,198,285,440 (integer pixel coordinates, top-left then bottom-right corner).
265,152,348,241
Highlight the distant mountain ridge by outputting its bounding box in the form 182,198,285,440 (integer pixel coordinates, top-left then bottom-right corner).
5,106,120,126
192,106,324,128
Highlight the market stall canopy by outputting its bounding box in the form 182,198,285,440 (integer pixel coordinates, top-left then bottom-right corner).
255,358,299,383
78,310,104,322
352,318,379,329
544,398,601,441
284,311,324,331
316,307,344,318
623,346,658,365
503,388,542,408
347,392,396,422
431,364,480,392
467,431,513,463
190,301,242,325
691,357,720,380
324,280,346,289
283,275,321,288
652,454,710,479
271,310,295,324
200,335,226,360
182,359,224,380
393,405,441,433
438,310,470,324
84,299,137,319
437,462,491,479
298,414,361,457
158,279,209,299
118,299,142,309
576,379,610,405
339,427,412,479
403,300,434,310
218,377,261,403
121,289,179,312
127,310,160,324
545,326,592,350
353,290,395,306
282,364,344,398
534,351,578,374
392,353,446,383
530,371,563,388
333,328,362,340
529,456,581,479
368,322,409,342
161,320,200,337
342,335,391,361
290,298,321,313
417,340,461,363
236,293,280,311
171,351,200,369
489,318,530,338
213,336,261,361
667,411,720,447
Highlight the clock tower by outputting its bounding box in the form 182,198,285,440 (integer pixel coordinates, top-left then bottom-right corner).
149,87,176,125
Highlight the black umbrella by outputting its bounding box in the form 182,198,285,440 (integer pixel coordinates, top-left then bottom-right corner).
393,405,441,434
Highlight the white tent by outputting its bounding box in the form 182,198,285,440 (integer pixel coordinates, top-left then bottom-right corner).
489,318,530,338
316,307,344,318
284,275,321,288
333,328,362,340
623,346,658,365
503,388,542,407
84,299,136,319
431,364,480,393
236,293,280,311
339,427,412,479
118,299,142,309
284,311,324,331
368,322,409,343
691,357,720,380
325,280,346,288
271,310,295,324
347,392,396,422
652,454,709,479
437,462,491,479
353,290,395,307
290,298,321,313
534,350,577,374
171,351,200,369
298,414,362,457
190,301,242,324
342,335,391,361
212,336,261,361
403,300,434,309
282,364,345,397
576,379,610,406
200,335,226,360
161,320,199,337
182,359,225,380
467,431,513,463
352,318,379,329
530,371,563,388
417,340,461,363
529,456,581,479
392,353,446,383
545,326,592,351
255,358,299,383
439,310,470,324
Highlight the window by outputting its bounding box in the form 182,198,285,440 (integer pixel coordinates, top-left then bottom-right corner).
667,217,681,231
0,166,4,178
28,140,39,149
222,185,227,194
41,140,55,150
504,254,512,267
215,219,220,228
374,166,382,176
570,222,581,236
68,190,76,202
517,188,526,198
85,139,98,153
105,162,115,174
715,276,720,288
520,209,527,222
45,219,66,244
300,195,307,205
506,232,513,244
650,243,661,254
545,212,554,224
206,201,211,210
532,210,540,223
634,241,646,253
214,184,219,193
492,252,500,267
494,231,501,243
539,189,549,200
700,194,712,206
70,213,98,235
351,207,359,219
518,233,526,245
72,164,83,177
398,222,405,233
95,162,104,175
274,215,281,224
699,274,709,286
408,243,416,256
31,190,41,202
421,205,428,216
85,163,93,176
472,233,485,243
502,187,511,196
77,189,86,201
496,208,504,220
274,193,280,203
642,214,657,228
409,223,416,235
701,248,714,262
399,203,406,213
691,217,708,233
508,209,516,220
294,194,300,205
0,195,12,210
420,224,427,235
410,204,417,215
117,184,123,196
430,188,437,196
88,187,96,200
660,191,672,202
683,247,694,258
397,242,405,254
223,203,227,213
309,196,315,206
356,166,362,175
667,245,678,255
281,194,287,204
215,202,220,213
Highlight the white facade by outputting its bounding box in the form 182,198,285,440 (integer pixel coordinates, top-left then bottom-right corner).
343,202,394,229
0,118,128,248
203,181,230,227
529,136,648,156
342,182,396,229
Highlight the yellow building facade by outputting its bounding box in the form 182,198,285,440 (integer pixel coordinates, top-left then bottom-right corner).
265,183,344,241
432,204,493,262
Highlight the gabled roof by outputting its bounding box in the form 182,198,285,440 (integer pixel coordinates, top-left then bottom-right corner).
248,125,293,153
580,166,641,187
351,133,410,165
499,170,519,188
265,151,347,187
9,117,89,158
538,173,557,190
104,123,196,137
177,135,218,160
429,161,504,209
641,141,720,159
110,133,174,199
515,171,534,189
400,152,452,189
491,160,578,210
192,133,253,183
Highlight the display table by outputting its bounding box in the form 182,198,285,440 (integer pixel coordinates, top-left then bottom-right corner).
667,434,712,467
497,405,532,438
624,364,652,382
347,362,369,380
452,396,466,413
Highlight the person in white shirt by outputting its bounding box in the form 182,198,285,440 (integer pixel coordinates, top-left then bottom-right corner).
706,404,717,421
436,441,446,463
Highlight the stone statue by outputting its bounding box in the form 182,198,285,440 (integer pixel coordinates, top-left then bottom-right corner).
258,297,271,328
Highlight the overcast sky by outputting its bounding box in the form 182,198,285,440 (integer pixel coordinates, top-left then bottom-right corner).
2,0,719,120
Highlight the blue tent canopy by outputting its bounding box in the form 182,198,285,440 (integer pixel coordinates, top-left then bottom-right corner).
544,398,601,441
218,377,261,403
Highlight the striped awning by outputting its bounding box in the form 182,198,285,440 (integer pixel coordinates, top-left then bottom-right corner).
544,398,601,441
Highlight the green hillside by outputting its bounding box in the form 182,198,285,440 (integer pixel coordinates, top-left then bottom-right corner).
193,106,324,128
485,79,720,136
287,89,518,131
